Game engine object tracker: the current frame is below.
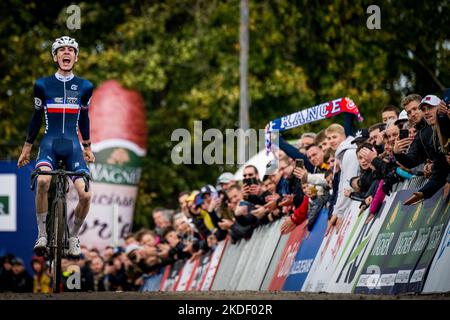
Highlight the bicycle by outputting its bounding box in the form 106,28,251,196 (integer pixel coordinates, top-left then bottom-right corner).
30,161,90,293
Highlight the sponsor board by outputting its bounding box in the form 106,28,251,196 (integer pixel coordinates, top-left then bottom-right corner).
282,208,328,291
0,174,16,232
200,239,228,291
302,201,360,292
176,258,199,291
188,252,212,291
326,195,394,293
354,189,449,294
161,260,185,291
268,221,307,291
421,201,450,293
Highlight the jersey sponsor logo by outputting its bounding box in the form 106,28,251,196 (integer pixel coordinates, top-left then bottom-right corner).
71,84,78,90
67,97,78,104
55,97,63,103
34,97,42,107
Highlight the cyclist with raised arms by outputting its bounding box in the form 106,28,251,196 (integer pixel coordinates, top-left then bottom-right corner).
18,36,95,257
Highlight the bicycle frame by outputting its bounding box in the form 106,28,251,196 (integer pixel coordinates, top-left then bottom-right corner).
31,165,90,292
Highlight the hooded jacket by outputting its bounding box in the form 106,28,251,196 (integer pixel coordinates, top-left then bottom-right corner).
333,136,360,218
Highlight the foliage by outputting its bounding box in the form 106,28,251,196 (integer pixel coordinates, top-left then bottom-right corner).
1,0,448,229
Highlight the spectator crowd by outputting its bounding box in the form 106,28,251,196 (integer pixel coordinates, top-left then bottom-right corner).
1,93,449,293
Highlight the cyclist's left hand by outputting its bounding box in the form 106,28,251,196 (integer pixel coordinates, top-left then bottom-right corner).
83,148,95,163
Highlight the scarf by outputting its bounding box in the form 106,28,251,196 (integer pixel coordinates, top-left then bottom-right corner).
265,97,363,155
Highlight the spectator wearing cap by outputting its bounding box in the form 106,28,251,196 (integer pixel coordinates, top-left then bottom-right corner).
394,95,450,205
185,192,216,243
351,128,370,147
10,258,33,292
368,123,386,154
394,110,409,128
381,105,400,123
216,172,236,192
31,255,51,293
198,185,229,241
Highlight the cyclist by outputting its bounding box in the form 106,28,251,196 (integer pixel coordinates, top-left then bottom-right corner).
17,36,95,258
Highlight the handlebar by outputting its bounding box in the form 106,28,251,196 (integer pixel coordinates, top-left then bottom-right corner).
30,169,91,192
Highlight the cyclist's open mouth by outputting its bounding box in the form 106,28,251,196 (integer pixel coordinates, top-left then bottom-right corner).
62,57,71,66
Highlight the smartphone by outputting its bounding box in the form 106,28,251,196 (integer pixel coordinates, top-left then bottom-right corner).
295,159,304,169
243,177,257,186
399,129,409,140
443,88,450,108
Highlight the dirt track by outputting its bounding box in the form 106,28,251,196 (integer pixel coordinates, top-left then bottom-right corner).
1,291,449,300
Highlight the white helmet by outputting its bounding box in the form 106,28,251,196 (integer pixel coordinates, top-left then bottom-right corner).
51,36,79,57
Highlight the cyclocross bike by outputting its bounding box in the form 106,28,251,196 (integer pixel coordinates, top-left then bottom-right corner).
31,161,90,293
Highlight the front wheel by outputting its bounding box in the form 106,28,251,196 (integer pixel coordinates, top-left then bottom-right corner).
51,198,65,293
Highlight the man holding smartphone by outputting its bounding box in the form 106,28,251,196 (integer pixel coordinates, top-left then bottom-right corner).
394,95,450,205
242,165,265,205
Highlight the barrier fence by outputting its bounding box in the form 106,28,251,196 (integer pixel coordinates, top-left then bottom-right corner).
140,176,450,294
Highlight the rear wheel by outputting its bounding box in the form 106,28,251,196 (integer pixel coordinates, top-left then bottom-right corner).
51,198,65,293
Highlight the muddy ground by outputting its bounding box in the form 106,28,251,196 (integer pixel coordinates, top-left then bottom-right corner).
1,291,449,300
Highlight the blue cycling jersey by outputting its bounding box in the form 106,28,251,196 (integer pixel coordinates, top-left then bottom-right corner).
26,72,93,174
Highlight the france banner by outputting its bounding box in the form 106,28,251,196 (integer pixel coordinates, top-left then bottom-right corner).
265,97,363,154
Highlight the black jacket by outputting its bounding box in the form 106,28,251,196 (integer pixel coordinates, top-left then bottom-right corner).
394,116,450,199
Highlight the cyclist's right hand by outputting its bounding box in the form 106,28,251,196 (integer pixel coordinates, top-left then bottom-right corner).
17,143,32,168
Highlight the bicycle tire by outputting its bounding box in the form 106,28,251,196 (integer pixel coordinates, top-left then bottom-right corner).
52,198,65,293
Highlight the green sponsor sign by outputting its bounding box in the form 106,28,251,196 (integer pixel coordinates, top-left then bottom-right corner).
354,189,450,294
0,196,9,215
89,147,143,185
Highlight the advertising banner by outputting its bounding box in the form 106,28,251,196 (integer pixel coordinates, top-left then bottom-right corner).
302,201,360,292
422,205,450,293
326,195,394,293
140,272,163,292
176,258,198,291
188,252,212,291
161,259,184,291
0,174,16,232
282,208,328,291
268,220,307,291
354,189,449,294
66,80,148,251
200,239,228,291
0,162,37,273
